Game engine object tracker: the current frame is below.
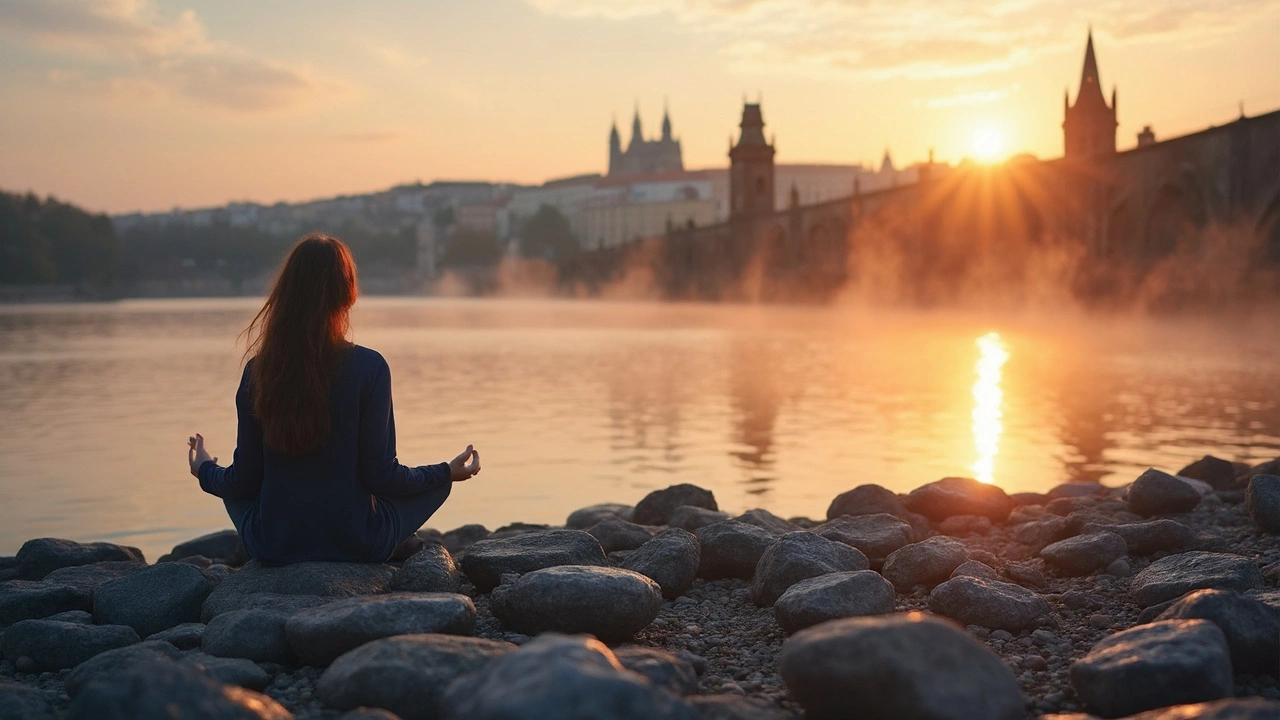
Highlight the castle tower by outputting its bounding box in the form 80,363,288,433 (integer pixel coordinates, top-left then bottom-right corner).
630,106,644,151
608,118,622,175
729,102,776,220
661,103,673,141
1063,29,1118,158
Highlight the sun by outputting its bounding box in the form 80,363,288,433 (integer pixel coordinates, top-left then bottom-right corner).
970,126,1006,163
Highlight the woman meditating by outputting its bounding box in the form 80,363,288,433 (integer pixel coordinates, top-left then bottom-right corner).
186,233,480,564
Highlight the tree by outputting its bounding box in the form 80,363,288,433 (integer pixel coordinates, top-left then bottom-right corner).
519,204,578,261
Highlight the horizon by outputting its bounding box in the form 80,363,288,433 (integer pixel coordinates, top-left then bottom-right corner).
1,0,1278,215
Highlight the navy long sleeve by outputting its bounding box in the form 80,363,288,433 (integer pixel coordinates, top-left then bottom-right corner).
198,345,449,564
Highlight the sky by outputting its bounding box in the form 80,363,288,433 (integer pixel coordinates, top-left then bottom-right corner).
1,0,1278,214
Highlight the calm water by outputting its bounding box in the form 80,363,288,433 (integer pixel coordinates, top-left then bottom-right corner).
1,297,1278,561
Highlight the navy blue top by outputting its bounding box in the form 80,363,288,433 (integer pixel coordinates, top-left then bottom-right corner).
198,345,450,564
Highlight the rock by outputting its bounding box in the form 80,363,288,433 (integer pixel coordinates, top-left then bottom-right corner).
1127,468,1201,516
951,560,999,580
732,509,798,536
1047,483,1107,500
826,484,909,521
488,522,550,540
668,505,731,531
0,682,60,720
587,515,654,552
158,530,247,565
750,532,869,607
1112,699,1280,719
93,562,215,637
778,612,1024,720
1156,589,1279,676
14,538,144,580
46,609,92,623
65,659,290,720
773,570,895,632
1004,562,1048,590
318,634,514,720
439,633,694,720
389,544,461,593
904,477,1014,522
337,710,402,720
620,528,700,599
1130,551,1265,606
632,484,719,526
146,622,205,649
491,566,663,640
460,530,607,593
1106,558,1131,577
1,619,140,670
1246,474,1280,533
64,640,183,698
566,503,634,529
688,696,792,720
928,576,1050,632
286,592,476,666
813,513,913,563
183,652,271,689
1078,519,1197,555
203,608,297,664
938,515,993,536
0,580,91,628
1178,455,1240,490
880,536,969,592
1012,515,1071,551
614,647,698,695
440,524,489,556
695,520,776,580
42,561,149,592
201,560,396,620
1069,619,1232,717
1040,532,1128,576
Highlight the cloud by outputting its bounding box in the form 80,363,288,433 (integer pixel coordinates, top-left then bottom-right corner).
0,0,325,112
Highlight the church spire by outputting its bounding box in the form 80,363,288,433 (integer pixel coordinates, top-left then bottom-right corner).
631,103,643,146
661,99,672,141
1075,27,1106,109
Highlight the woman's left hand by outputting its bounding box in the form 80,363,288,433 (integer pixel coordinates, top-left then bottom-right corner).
188,433,217,478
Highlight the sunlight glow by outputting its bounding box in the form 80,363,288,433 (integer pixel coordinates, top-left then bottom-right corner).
970,126,1006,163
971,332,1009,484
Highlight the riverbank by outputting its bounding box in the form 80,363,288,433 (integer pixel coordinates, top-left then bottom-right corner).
1,457,1278,719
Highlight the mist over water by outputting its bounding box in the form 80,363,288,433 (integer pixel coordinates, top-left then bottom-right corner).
1,297,1277,561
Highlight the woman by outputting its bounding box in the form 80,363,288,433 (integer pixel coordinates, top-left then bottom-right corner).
187,233,479,564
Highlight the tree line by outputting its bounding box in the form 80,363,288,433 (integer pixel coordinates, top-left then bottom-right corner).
0,191,119,286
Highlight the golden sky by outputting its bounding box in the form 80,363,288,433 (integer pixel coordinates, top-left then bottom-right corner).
1,0,1278,214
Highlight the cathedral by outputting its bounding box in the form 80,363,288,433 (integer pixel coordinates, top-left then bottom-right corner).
609,105,684,176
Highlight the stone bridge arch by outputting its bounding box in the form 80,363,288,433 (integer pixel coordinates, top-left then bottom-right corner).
1141,171,1209,265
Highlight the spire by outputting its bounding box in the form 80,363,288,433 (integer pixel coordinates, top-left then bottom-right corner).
1074,27,1107,109
880,148,895,174
631,102,643,145
661,99,672,141
609,115,620,144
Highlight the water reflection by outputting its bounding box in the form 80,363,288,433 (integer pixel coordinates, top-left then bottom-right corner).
971,332,1009,484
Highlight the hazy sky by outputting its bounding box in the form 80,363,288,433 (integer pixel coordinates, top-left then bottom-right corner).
2,0,1278,214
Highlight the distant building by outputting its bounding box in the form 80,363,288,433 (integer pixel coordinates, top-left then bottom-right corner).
729,102,776,220
579,170,718,248
1063,29,1118,158
1137,125,1157,147
609,105,684,176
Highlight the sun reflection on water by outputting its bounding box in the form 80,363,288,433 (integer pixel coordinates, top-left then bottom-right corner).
971,332,1009,484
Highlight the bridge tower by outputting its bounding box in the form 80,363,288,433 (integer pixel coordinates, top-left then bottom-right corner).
729,102,776,220
1063,29,1117,158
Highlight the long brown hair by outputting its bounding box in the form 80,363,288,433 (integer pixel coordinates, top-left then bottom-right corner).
242,233,358,455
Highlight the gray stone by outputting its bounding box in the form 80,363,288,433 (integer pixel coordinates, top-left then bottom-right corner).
46,609,92,623
440,524,489,556
158,530,247,565
1040,532,1128,576
1246,474,1280,533
750,532,869,607
1178,455,1241,490
14,538,144,580
146,622,205,649
1127,468,1202,516
632,484,718,526
1,619,140,670
881,536,969,592
928,576,1050,631
439,633,694,720
826,484,909,521
937,514,993,536
1157,589,1279,676
1070,619,1232,717
65,659,289,720
491,566,663,640
566,503,634,529
93,562,215,637
337,710,402,720
813,513,913,563
732,509,799,536
614,646,698,695
0,580,90,628
201,560,396,620
1078,519,1197,555
286,592,476,666
42,560,149,592
1046,483,1107,500
318,633,514,720
183,652,271,690
620,528,700,599
668,505,731,531
951,560,999,580
904,477,1014,522
488,523,550,540
1119,699,1280,719
695,520,776,580
778,612,1024,720
1012,515,1071,551
688,696,792,720
1130,552,1265,606
64,640,183,698
389,544,461,593
0,682,60,720
460,530,607,593
1003,562,1048,589
773,570,895,632
204,608,296,664
587,515,654,552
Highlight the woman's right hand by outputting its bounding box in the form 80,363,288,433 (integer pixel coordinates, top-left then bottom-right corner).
448,444,481,482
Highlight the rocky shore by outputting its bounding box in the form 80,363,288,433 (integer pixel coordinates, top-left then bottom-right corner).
2,457,1279,719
